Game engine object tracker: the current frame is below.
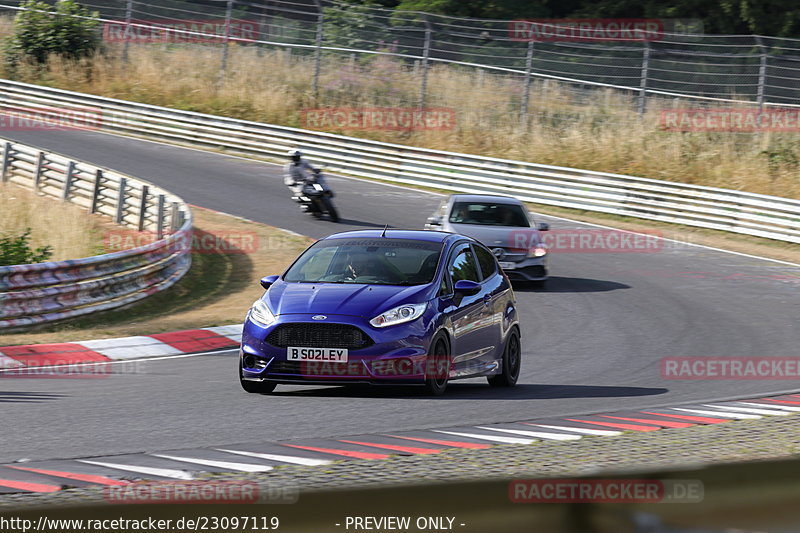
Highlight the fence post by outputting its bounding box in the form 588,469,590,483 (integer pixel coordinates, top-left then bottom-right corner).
219,0,234,84
756,36,767,126
520,39,535,125
419,18,432,109
116,177,127,224
33,151,45,190
156,194,166,239
170,202,180,232
312,0,324,100
1,142,11,182
62,161,76,201
91,169,102,214
638,40,651,115
137,184,149,231
121,0,134,66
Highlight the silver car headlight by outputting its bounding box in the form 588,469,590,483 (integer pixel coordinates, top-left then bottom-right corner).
248,299,276,327
370,303,427,328
528,246,548,258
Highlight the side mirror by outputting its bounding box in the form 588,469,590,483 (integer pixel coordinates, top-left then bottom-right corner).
454,279,481,296
260,275,280,289
426,215,443,226
537,222,550,231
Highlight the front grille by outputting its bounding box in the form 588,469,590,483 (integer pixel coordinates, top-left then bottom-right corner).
266,323,373,349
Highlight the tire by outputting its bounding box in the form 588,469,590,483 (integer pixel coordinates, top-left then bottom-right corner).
322,197,340,223
424,334,450,396
488,328,521,387
239,366,277,394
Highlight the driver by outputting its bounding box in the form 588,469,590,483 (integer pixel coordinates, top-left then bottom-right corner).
283,149,318,196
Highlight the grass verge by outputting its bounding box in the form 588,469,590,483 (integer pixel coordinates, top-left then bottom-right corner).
0,206,313,346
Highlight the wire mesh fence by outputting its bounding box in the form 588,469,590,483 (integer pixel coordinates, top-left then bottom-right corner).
0,0,798,117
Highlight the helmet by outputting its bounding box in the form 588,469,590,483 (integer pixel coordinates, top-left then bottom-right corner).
288,149,302,162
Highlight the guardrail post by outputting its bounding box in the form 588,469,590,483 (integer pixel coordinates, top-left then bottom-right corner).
756,36,767,127
121,0,134,65
156,194,166,239
312,0,324,100
137,184,149,231
418,18,432,109
90,169,102,214
1,142,11,182
219,0,234,84
33,151,45,190
116,177,128,224
170,201,180,232
62,161,76,201
638,40,651,116
520,40,535,126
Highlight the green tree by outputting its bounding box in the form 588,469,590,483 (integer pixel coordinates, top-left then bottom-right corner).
0,229,53,266
5,0,101,70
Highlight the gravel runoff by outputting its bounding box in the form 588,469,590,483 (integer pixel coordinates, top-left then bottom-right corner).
1,412,799,510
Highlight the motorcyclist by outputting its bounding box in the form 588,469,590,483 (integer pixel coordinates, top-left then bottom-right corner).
283,149,319,197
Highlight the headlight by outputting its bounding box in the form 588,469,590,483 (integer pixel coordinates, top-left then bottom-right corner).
370,302,427,328
528,246,547,258
248,299,276,326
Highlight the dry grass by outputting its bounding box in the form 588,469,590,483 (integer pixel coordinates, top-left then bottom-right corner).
0,206,313,345
0,183,102,262
4,39,797,200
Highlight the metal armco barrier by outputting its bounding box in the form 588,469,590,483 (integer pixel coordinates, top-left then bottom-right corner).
0,136,192,330
0,79,799,246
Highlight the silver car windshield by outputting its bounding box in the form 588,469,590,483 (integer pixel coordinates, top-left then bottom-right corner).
449,202,530,227
284,238,443,285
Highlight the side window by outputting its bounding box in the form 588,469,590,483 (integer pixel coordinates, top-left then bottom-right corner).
438,272,452,297
449,247,480,283
474,245,497,279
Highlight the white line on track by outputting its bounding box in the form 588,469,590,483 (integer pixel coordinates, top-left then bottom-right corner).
0,349,238,374
733,402,800,412
475,426,581,441
671,408,761,420
432,430,535,445
701,404,790,416
525,424,623,436
150,454,272,473
78,460,194,480
215,449,331,466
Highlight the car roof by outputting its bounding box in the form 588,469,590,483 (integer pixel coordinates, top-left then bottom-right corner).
323,229,456,243
449,194,523,205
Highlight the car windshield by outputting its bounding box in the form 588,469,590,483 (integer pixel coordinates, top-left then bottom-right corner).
449,201,530,227
284,238,443,285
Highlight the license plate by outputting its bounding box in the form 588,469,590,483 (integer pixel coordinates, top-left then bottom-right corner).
287,347,348,362
498,261,516,270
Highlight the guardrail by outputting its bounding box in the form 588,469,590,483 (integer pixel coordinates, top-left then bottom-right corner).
0,78,799,246
0,136,192,330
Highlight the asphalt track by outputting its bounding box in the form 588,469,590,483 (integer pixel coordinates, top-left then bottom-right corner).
1,128,800,463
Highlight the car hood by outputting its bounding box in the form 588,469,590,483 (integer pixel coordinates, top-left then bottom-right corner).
447,223,539,249
266,282,432,317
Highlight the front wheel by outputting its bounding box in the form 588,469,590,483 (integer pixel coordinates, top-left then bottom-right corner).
488,328,521,387
424,334,450,396
321,197,340,223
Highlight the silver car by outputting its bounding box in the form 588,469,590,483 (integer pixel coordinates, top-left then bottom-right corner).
424,194,549,282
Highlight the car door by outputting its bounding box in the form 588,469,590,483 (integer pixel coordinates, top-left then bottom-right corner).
444,243,495,377
472,243,505,366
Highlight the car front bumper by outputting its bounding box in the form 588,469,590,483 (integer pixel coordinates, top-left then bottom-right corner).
240,313,436,384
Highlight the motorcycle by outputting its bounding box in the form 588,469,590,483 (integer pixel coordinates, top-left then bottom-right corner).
291,168,340,223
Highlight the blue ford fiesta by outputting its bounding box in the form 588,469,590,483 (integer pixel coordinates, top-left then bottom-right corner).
239,230,521,395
